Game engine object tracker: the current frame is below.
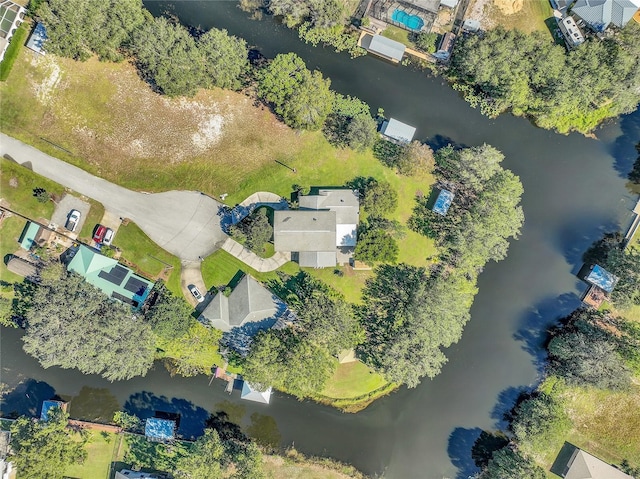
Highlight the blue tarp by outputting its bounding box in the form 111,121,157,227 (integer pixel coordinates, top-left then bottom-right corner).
40,400,63,421
432,189,454,216
586,264,618,293
26,22,47,54
145,418,175,441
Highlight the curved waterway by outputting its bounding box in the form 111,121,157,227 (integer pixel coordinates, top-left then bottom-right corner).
2,2,639,477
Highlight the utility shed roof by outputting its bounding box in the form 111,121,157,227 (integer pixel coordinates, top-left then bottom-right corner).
26,22,46,54
367,34,406,62
19,221,40,250
240,382,272,404
145,418,175,441
40,400,65,421
274,210,336,252
585,264,618,293
381,118,416,143
432,189,454,216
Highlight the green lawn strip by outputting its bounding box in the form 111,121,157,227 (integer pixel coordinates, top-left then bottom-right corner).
0,157,63,220
0,24,29,82
64,430,115,479
0,216,28,283
113,222,181,295
77,198,105,243
380,25,412,47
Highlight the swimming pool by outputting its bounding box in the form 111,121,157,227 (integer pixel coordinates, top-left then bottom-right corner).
391,9,424,30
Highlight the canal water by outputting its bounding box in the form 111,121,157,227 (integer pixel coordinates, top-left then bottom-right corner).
2,2,639,477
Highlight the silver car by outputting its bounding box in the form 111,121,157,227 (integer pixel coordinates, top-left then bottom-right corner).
103,228,114,246
188,284,204,303
65,209,81,232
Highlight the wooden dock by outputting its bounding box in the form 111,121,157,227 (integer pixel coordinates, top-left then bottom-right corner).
624,198,640,249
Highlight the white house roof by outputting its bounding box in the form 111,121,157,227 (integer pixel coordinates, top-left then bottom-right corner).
240,382,272,404
367,34,406,62
571,0,640,30
381,118,416,143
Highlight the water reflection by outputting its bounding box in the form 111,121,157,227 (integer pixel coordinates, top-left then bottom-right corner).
0,378,55,418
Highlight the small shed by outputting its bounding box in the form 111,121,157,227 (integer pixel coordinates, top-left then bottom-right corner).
462,19,481,32
240,382,272,404
26,22,47,54
380,118,416,143
144,418,176,442
432,188,454,216
434,32,456,61
585,264,618,293
40,400,67,421
366,34,406,63
18,221,41,250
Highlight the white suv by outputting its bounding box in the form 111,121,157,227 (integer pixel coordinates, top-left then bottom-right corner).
65,210,81,232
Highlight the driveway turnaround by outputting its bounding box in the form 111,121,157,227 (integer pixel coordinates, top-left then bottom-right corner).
0,133,226,261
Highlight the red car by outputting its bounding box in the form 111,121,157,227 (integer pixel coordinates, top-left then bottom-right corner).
93,225,107,243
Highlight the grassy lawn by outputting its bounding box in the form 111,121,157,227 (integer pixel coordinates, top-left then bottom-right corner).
320,361,388,399
0,157,63,220
77,198,105,243
64,430,116,479
201,249,299,291
0,216,28,283
0,23,29,82
381,25,412,47
304,266,372,304
113,222,181,295
487,0,553,34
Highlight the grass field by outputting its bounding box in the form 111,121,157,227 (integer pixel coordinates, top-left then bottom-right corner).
0,157,62,220
321,361,388,399
380,24,412,47
64,430,116,479
113,222,182,295
77,198,105,244
0,216,28,283
486,0,553,34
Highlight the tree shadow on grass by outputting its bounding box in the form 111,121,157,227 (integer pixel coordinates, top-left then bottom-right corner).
447,427,483,479
123,391,209,440
0,378,55,419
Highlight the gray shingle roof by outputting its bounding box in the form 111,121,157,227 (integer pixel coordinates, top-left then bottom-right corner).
571,0,640,30
198,275,281,332
565,450,634,479
299,189,360,224
299,251,337,268
274,210,336,252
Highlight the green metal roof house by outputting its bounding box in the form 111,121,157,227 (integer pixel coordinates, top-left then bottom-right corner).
18,221,42,250
67,245,153,309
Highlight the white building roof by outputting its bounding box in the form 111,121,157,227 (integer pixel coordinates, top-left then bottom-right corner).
367,34,406,62
571,0,640,30
381,118,416,143
240,382,272,404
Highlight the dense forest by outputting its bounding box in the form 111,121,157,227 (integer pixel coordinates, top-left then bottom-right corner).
450,25,640,134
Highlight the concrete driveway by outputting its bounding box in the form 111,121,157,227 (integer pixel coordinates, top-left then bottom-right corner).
1,133,227,261
51,194,90,236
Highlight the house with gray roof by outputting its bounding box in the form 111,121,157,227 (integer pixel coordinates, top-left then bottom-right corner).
552,444,633,479
570,0,640,31
274,189,360,268
198,274,285,334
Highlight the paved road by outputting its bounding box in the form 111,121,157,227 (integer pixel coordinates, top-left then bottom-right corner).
0,133,226,261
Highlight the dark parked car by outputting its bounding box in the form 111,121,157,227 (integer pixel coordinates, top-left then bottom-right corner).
65,210,81,232
93,225,107,243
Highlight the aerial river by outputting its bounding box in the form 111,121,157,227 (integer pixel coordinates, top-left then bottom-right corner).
2,2,639,477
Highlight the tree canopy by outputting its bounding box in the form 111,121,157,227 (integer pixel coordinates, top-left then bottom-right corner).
21,263,155,381
145,283,195,340
229,207,273,256
450,25,640,134
36,0,148,61
9,407,87,479
478,447,546,479
257,53,333,130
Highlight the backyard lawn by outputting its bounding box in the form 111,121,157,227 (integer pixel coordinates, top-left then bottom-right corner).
0,216,28,283
380,24,412,47
321,361,388,399
64,430,116,479
486,0,553,34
